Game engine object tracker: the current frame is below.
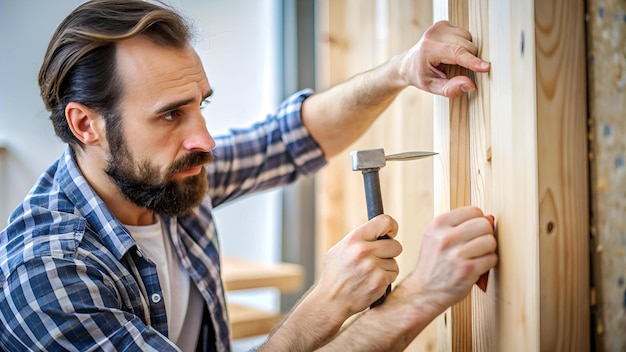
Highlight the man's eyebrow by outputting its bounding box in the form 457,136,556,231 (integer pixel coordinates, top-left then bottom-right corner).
203,89,214,101
154,89,214,115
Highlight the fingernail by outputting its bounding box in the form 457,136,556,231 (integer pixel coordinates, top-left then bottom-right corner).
461,84,474,93
480,61,490,69
485,215,495,227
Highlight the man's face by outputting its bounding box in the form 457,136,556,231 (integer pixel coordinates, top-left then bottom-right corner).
105,36,216,217
105,117,212,217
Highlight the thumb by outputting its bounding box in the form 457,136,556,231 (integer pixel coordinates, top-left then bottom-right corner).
440,75,477,98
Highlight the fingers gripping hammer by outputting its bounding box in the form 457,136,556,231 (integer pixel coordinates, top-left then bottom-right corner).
350,148,437,308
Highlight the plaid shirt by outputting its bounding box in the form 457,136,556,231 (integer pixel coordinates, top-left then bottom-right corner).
0,90,326,351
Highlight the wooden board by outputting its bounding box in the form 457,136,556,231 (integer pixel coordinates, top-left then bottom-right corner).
432,0,472,350
467,1,496,350
586,0,626,350
487,1,544,349
535,0,590,349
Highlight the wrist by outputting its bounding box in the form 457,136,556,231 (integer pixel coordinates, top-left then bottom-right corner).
261,285,351,352
301,284,354,329
385,53,411,90
388,283,444,329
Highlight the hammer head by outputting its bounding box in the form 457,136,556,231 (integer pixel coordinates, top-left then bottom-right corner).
351,148,386,171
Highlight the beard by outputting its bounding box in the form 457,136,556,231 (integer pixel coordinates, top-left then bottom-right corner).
104,132,213,218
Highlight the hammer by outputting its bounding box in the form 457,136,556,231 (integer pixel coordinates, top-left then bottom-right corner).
351,148,437,307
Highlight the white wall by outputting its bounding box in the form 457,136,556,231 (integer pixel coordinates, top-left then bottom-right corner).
0,0,80,224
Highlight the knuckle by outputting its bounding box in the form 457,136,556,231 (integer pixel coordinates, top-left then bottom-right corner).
379,213,393,223
468,42,478,55
452,44,468,59
466,205,483,215
429,213,447,229
437,231,455,250
423,25,438,39
368,271,386,291
460,261,475,277
442,84,452,98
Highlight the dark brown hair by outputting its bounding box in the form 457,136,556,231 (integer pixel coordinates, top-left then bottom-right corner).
38,0,193,150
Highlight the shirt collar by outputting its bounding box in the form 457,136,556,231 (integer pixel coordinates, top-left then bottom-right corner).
57,146,137,260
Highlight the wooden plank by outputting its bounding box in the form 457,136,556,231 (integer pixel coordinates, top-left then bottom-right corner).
467,0,496,351
486,0,542,349
222,257,304,293
586,0,626,350
228,303,282,339
433,0,472,351
534,0,590,350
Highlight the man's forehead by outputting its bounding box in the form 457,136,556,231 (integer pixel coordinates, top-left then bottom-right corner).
115,36,210,111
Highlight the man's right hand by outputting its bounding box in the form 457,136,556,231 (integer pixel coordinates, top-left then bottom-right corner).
316,214,403,319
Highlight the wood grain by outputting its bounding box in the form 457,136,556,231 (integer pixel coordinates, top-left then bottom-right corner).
487,0,542,350
433,0,472,351
437,0,589,350
467,0,497,351
535,0,590,350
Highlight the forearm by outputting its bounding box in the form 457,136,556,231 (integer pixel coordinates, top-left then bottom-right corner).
258,285,353,352
301,20,492,159
318,284,440,352
302,54,406,158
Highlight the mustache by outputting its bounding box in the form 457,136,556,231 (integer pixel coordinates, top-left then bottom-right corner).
168,151,214,176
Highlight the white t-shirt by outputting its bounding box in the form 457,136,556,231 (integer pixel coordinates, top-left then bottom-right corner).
125,218,205,351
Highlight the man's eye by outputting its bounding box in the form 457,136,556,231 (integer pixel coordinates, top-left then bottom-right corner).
162,111,178,121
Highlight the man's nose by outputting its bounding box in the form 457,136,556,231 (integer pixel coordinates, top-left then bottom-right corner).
183,113,215,153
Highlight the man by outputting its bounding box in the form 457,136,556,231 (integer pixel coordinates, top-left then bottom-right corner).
0,0,496,351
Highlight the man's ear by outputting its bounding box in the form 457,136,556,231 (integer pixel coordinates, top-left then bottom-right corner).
65,102,104,146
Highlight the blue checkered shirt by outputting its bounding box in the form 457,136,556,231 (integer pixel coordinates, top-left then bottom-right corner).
0,90,326,351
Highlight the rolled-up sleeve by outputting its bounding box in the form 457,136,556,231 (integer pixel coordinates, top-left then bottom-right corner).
208,89,327,206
